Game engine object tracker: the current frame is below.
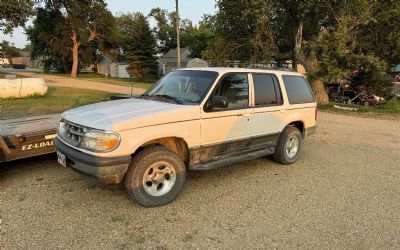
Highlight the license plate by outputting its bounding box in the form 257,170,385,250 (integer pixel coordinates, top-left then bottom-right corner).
57,151,67,167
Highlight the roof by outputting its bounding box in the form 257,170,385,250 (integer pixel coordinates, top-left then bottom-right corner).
19,51,30,57
176,67,303,76
162,48,190,59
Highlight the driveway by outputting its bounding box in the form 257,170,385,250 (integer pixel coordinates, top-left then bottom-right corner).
14,71,146,95
1,112,400,249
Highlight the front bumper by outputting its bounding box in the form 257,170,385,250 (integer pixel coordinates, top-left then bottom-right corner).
54,138,131,184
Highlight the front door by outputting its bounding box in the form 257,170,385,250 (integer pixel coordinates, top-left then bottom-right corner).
196,73,252,164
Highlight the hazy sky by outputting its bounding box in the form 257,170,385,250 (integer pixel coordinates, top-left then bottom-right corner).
0,0,217,48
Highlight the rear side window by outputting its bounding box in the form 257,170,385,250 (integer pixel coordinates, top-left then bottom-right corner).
253,74,282,106
282,76,315,104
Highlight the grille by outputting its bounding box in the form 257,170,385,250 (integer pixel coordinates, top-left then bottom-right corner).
61,121,86,146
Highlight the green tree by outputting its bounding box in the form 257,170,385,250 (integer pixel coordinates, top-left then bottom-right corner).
316,0,399,97
26,5,99,73
27,0,115,77
118,13,158,81
0,0,34,33
0,40,20,64
268,0,335,103
180,15,216,58
149,8,177,54
203,0,276,65
149,8,214,58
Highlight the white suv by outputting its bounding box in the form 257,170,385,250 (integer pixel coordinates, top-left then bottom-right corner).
55,68,317,207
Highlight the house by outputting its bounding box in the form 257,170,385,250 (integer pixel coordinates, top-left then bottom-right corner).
97,55,164,79
96,48,192,78
97,55,130,78
11,51,41,69
158,48,192,74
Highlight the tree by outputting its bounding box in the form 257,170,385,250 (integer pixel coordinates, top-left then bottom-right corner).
269,0,334,103
27,0,115,77
149,8,178,54
60,0,115,78
149,8,214,58
0,0,34,33
0,40,20,64
316,0,400,97
118,13,158,81
180,15,216,58
203,0,276,65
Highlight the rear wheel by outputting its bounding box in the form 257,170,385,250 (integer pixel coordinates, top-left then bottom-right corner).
124,146,186,207
273,126,302,165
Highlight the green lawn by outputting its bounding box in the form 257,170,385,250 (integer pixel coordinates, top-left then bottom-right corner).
319,98,400,116
0,87,115,119
42,72,154,89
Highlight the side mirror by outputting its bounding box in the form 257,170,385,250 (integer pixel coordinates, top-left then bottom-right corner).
208,96,228,110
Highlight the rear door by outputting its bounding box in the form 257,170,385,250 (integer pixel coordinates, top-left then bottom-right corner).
250,73,286,151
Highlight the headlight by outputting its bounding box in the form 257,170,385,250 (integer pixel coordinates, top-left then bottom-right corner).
81,130,120,152
58,121,67,137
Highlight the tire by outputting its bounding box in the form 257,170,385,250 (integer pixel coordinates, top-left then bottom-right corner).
273,126,302,165
124,146,186,207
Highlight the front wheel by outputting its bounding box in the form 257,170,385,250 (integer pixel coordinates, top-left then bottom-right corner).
124,146,186,207
273,126,302,165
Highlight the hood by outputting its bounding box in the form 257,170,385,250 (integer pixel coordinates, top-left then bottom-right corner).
62,98,200,131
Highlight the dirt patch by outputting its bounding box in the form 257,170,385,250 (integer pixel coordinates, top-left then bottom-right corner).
1,112,400,249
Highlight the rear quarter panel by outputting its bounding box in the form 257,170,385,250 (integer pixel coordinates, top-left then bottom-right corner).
276,73,317,130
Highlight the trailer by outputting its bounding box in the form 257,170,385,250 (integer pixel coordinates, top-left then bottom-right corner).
0,114,60,163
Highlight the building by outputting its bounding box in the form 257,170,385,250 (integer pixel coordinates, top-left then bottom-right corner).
158,48,192,75
97,55,130,78
11,51,41,69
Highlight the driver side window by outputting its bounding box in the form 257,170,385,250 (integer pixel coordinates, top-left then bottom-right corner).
211,73,249,109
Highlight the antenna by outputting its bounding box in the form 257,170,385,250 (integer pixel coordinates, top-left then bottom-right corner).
130,76,133,97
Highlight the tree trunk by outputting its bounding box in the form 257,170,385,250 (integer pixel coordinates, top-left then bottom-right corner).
293,21,303,72
310,79,329,104
301,50,329,104
71,31,80,78
294,21,329,104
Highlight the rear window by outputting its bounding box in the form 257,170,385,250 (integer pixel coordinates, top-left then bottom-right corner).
282,75,315,104
253,74,282,106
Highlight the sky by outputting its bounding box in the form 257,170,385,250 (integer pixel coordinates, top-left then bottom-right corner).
0,0,217,48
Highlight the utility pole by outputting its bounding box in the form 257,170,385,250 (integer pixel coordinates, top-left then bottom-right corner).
176,0,181,68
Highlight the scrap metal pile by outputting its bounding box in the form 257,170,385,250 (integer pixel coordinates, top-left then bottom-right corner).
328,84,386,106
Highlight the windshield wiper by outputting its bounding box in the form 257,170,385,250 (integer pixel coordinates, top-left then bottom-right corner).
151,94,184,104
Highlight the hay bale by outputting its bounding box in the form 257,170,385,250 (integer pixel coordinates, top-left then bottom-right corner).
0,78,48,98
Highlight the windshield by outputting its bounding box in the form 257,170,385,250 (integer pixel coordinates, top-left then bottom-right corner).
144,70,219,103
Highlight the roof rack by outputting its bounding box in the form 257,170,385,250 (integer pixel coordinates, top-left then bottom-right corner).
245,65,295,72
209,61,296,72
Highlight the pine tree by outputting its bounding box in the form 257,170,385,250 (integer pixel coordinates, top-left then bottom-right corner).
122,13,158,81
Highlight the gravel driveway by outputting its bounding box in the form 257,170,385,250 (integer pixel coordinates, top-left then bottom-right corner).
1,112,400,249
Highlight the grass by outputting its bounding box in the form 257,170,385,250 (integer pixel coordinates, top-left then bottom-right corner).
0,86,115,119
319,97,400,116
111,215,127,222
41,72,154,89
